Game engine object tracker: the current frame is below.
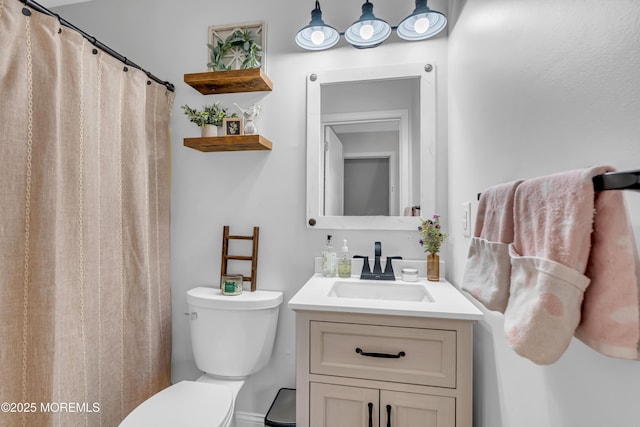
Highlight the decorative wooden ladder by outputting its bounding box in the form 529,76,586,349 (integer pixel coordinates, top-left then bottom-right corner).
220,226,260,292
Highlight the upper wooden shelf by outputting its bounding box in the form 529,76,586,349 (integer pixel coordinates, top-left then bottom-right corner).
184,69,273,95
184,135,272,152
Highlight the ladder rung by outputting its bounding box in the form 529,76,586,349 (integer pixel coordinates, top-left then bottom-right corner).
225,255,253,261
226,235,254,240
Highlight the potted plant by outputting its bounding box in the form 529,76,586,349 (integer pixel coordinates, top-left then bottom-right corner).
181,102,237,137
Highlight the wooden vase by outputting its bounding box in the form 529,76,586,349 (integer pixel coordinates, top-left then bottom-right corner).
427,252,440,282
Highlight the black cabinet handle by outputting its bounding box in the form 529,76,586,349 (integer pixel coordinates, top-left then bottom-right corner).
356,347,406,359
386,404,392,427
368,402,373,427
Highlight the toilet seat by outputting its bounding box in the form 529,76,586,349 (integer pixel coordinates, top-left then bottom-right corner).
119,380,233,427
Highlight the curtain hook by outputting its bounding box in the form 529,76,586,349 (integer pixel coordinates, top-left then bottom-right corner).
51,13,62,33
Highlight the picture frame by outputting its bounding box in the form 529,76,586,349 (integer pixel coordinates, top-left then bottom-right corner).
207,21,267,72
223,117,243,136
220,274,243,296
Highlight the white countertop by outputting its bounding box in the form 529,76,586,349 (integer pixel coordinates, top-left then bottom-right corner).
288,274,484,321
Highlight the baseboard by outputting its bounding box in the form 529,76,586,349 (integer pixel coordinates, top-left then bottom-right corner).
235,411,265,427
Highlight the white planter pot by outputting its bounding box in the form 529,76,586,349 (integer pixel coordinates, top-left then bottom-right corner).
201,124,221,137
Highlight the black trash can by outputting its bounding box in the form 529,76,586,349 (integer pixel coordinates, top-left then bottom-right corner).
264,388,296,426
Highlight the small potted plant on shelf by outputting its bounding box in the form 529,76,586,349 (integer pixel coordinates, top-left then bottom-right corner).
181,102,237,137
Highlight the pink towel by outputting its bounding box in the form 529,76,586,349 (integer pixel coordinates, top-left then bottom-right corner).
462,180,523,312
575,189,640,360
504,167,603,364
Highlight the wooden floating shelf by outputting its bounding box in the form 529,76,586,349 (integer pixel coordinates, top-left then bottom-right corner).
184,134,272,152
184,68,273,95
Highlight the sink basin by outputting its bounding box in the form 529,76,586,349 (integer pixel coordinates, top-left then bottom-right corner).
288,272,484,320
328,280,434,302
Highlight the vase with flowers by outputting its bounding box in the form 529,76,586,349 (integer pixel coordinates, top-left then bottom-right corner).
418,214,448,281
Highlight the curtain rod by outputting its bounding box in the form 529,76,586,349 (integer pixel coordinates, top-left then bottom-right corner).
20,0,175,92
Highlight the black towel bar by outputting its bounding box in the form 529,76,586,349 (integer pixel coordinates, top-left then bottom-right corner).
477,169,640,200
592,170,640,191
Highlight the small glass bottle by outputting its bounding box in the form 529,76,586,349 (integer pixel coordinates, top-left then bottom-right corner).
322,235,337,277
338,239,352,278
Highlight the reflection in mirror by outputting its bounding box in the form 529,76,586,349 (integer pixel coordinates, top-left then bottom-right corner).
306,63,437,230
323,115,407,216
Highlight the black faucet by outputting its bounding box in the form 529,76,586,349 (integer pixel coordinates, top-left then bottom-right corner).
354,242,402,280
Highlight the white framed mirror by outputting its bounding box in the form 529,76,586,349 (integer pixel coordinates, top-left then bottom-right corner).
306,63,437,230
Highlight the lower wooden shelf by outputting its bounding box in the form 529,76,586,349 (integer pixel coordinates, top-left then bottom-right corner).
184,134,272,152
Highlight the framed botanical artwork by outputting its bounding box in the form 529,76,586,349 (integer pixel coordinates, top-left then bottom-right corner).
207,21,267,71
223,117,243,136
220,274,243,296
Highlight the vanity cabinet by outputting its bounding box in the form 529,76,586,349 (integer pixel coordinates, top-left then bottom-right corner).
295,311,474,427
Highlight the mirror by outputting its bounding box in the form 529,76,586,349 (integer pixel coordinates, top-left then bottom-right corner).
306,63,437,230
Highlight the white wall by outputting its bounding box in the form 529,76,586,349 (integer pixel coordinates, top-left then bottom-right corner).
55,0,450,416
449,0,640,426
39,0,93,7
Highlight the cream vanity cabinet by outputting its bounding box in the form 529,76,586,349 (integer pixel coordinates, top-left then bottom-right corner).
295,311,474,427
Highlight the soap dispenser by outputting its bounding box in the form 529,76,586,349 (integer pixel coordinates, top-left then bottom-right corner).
338,239,351,278
322,235,337,277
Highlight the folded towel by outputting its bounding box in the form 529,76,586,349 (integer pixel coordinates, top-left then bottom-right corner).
575,188,640,360
504,166,612,364
462,180,523,312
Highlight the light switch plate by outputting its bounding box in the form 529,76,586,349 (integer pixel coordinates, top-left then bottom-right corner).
462,201,472,237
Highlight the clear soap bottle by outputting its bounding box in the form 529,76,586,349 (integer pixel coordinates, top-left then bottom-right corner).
338,239,351,278
322,235,337,277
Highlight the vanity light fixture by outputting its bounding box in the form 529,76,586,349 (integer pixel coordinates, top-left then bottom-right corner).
295,0,447,51
397,0,447,41
294,0,340,51
344,0,391,49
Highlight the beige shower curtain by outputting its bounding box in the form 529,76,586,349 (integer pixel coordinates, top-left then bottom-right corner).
0,1,174,426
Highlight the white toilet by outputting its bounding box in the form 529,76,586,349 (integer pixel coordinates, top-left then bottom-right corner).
120,286,283,427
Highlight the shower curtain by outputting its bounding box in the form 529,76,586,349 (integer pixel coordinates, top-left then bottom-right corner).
0,1,174,426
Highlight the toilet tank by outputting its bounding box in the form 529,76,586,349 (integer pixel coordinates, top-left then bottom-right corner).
186,287,283,379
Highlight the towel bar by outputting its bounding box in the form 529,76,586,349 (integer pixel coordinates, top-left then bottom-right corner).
477,169,640,200
592,169,640,191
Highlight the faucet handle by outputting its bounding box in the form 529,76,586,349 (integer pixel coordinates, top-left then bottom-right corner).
354,255,372,279
353,255,371,273
384,256,403,278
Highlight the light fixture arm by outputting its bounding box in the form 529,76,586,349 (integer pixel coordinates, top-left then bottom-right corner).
310,0,322,22
359,1,374,19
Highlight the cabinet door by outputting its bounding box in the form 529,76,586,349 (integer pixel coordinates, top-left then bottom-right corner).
381,390,455,427
310,383,379,427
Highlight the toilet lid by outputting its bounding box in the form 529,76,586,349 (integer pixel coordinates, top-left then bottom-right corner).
119,381,233,427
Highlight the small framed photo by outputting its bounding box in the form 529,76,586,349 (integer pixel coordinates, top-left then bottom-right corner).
220,274,243,296
223,117,243,136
